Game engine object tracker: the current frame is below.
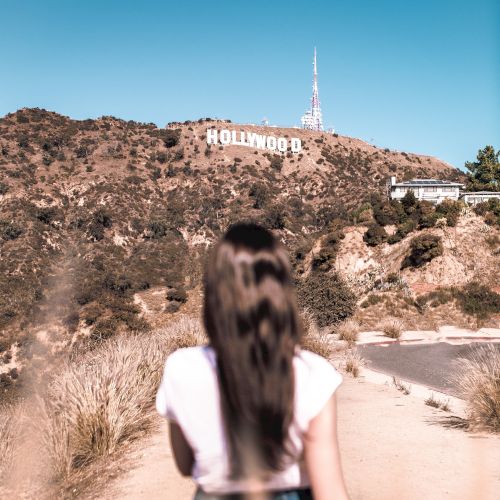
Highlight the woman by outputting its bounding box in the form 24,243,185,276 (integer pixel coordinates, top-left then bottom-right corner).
156,223,349,499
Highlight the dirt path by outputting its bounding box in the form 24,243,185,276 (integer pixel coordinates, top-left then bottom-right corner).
101,376,500,500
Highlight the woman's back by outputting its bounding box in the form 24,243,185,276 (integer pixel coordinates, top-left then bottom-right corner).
156,345,342,495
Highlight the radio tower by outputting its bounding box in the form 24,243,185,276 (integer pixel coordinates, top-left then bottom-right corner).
301,47,324,131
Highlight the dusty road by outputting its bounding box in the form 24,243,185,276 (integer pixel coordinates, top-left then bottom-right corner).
101,375,500,500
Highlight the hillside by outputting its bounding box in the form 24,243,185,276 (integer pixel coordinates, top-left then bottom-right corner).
0,107,471,397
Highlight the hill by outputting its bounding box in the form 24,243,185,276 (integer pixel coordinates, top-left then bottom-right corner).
0,107,471,397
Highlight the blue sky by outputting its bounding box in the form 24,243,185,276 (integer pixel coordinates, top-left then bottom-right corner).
1,0,498,169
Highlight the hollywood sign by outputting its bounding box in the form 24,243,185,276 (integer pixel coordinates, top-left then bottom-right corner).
206,129,302,153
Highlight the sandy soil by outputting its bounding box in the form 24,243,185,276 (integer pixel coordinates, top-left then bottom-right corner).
100,375,500,500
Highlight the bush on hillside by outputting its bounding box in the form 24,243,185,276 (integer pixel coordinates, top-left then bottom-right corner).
436,199,462,227
297,271,356,328
401,190,418,214
269,154,283,172
0,221,22,241
311,230,344,272
249,183,269,209
474,199,500,227
372,201,401,226
402,234,443,268
387,219,416,244
160,128,181,148
456,282,500,319
363,223,387,246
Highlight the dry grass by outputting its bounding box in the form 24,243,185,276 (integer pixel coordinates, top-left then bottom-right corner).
300,309,334,359
382,318,404,339
336,319,360,345
392,376,412,395
40,316,206,480
344,349,364,377
0,405,21,479
425,393,451,412
452,344,500,431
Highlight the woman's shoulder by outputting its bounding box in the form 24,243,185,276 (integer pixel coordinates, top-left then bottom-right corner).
296,348,338,371
164,345,212,373
294,349,343,424
294,349,343,390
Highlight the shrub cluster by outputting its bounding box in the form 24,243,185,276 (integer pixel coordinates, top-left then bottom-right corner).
297,271,356,327
363,192,464,246
402,234,443,268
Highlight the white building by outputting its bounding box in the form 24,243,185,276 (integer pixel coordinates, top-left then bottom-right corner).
388,176,464,204
460,191,500,205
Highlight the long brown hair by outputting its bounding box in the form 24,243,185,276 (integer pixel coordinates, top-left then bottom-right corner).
203,223,303,479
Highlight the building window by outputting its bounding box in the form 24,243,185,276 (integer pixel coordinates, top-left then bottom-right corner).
424,187,437,192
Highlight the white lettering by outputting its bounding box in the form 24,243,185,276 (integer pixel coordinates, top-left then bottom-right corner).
220,129,231,144
206,128,217,145
277,138,287,153
291,138,301,153
205,129,302,153
266,136,277,151
247,132,257,147
255,134,266,149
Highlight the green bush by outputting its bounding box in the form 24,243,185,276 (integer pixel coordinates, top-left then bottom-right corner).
456,282,500,318
160,129,181,148
388,219,416,244
297,271,356,327
402,234,443,268
436,199,462,227
311,230,344,272
363,223,387,246
0,221,22,241
166,287,187,303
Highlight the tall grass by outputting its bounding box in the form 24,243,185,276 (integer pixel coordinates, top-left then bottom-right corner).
300,308,334,359
453,344,500,431
41,316,205,479
0,405,21,479
382,318,404,339
336,319,360,345
344,349,364,377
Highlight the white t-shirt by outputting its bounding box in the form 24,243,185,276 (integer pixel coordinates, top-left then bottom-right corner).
156,345,342,494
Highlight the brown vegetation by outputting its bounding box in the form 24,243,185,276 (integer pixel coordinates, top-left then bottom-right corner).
453,344,500,431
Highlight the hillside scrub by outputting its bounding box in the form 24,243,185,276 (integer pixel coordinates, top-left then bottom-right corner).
363,223,387,246
297,271,356,328
456,282,500,319
40,317,205,480
402,234,443,268
474,198,500,227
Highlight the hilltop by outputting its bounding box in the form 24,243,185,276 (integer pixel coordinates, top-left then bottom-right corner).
0,107,478,397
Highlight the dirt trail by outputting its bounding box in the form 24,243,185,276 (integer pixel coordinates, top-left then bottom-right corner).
101,377,500,500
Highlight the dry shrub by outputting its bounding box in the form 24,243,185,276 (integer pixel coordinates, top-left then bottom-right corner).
344,349,363,377
336,319,360,345
392,376,411,395
300,309,333,359
452,344,500,431
382,318,404,339
41,316,205,479
0,405,21,479
425,393,451,412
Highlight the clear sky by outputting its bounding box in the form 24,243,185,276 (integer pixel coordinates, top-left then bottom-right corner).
1,0,498,170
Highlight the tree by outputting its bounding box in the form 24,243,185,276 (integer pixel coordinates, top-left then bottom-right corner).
465,146,500,191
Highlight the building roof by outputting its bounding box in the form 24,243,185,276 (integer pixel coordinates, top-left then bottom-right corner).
460,191,500,195
392,178,463,187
